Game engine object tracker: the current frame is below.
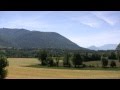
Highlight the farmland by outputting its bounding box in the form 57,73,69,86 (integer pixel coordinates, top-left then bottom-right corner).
6,58,120,79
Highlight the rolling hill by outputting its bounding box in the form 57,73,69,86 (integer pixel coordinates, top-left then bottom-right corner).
0,28,85,50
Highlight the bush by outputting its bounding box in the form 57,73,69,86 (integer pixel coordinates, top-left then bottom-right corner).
0,55,9,79
38,50,48,66
0,69,8,79
55,57,60,67
63,53,71,67
47,57,54,67
101,56,108,68
88,64,95,68
82,64,87,68
110,61,116,68
108,52,117,60
72,53,83,68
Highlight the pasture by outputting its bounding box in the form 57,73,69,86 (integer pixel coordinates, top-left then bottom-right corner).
6,58,120,79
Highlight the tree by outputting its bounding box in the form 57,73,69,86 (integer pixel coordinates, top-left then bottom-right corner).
109,52,117,60
110,61,116,68
101,55,108,68
38,50,47,65
119,55,120,62
63,53,71,67
91,53,101,61
117,51,120,62
55,56,60,67
72,53,83,68
83,52,89,62
0,55,9,79
47,57,54,67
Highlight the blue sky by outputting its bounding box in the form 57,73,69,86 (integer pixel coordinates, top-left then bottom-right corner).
0,11,120,48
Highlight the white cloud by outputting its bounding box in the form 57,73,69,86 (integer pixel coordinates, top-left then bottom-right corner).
71,14,103,28
91,11,120,26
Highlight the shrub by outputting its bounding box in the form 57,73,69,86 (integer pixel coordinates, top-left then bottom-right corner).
82,64,87,68
0,55,9,79
47,57,54,67
38,50,47,65
110,61,116,68
72,53,83,68
101,56,108,68
63,53,71,67
88,64,95,68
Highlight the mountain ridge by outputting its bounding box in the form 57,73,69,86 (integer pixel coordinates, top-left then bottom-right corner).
0,28,86,50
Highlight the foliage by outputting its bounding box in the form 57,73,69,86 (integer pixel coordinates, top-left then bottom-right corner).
83,52,101,62
38,50,48,65
47,57,54,67
0,69,8,79
109,52,117,60
63,53,71,67
0,55,8,79
101,55,108,68
55,56,60,67
110,61,116,68
117,51,120,62
72,53,83,68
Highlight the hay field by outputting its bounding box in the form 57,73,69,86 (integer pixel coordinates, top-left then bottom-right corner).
6,58,120,79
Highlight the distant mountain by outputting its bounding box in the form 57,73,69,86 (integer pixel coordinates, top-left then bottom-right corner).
99,44,118,50
88,46,99,50
88,44,118,50
116,43,120,50
0,28,86,50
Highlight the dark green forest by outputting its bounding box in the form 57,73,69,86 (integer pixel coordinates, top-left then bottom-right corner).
0,48,119,61
0,28,84,50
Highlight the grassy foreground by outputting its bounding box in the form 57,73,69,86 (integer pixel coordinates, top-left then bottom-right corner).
6,58,120,79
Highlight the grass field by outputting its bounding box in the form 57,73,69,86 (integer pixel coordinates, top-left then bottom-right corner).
6,58,120,79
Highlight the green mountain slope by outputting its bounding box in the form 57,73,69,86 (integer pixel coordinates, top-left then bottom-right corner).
0,28,86,50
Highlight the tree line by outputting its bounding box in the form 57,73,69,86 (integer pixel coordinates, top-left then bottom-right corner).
0,48,119,60
38,50,119,68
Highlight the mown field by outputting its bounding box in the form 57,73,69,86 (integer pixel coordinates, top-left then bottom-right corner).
6,58,120,79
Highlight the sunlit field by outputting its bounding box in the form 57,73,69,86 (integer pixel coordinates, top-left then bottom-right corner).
6,58,120,79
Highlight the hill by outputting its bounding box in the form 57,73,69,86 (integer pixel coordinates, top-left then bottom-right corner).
0,28,85,50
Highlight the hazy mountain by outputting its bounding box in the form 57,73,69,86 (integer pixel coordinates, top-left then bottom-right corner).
0,28,86,50
88,46,99,50
88,44,118,50
116,43,120,50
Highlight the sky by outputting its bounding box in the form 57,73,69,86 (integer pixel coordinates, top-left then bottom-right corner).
0,11,120,48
